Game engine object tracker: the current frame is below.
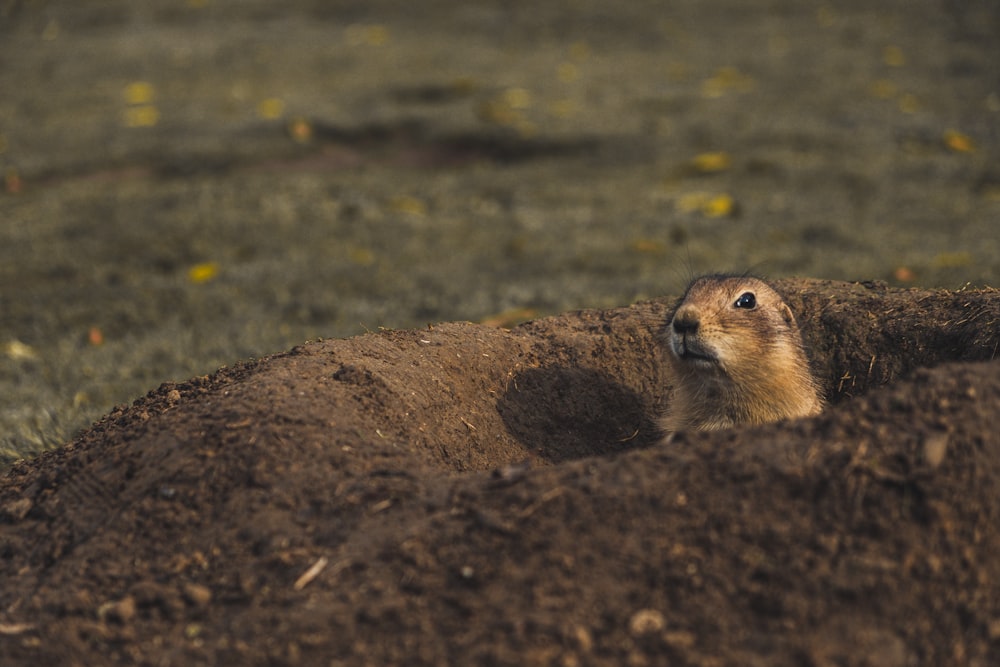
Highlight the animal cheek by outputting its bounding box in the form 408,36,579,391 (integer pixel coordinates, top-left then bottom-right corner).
701,321,722,336
712,338,738,365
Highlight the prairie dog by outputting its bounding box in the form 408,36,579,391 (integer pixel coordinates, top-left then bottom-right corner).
660,275,823,434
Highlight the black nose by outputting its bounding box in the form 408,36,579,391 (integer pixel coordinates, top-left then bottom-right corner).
672,313,699,335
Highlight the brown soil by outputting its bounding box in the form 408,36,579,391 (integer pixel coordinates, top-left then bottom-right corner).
2,278,1000,666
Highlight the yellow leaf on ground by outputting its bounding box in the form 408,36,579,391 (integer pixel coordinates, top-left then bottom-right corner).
691,152,731,173
676,192,736,217
188,262,220,284
257,97,285,120
123,81,155,105
287,117,313,143
943,129,975,153
4,340,38,360
703,194,735,217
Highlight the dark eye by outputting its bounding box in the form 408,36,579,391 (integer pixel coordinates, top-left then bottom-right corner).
734,292,756,309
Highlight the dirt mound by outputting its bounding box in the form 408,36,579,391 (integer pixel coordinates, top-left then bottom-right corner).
2,279,1000,666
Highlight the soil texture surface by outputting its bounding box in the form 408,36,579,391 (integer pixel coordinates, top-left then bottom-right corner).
2,0,999,459
3,279,1000,666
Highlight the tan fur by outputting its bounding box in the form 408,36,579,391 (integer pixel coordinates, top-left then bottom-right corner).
660,275,823,435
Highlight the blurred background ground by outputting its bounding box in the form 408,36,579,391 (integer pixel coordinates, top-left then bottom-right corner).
1,0,998,462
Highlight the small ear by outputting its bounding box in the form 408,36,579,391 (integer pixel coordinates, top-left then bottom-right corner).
780,303,795,326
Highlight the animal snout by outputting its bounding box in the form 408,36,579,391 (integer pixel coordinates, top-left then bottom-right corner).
672,306,700,335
